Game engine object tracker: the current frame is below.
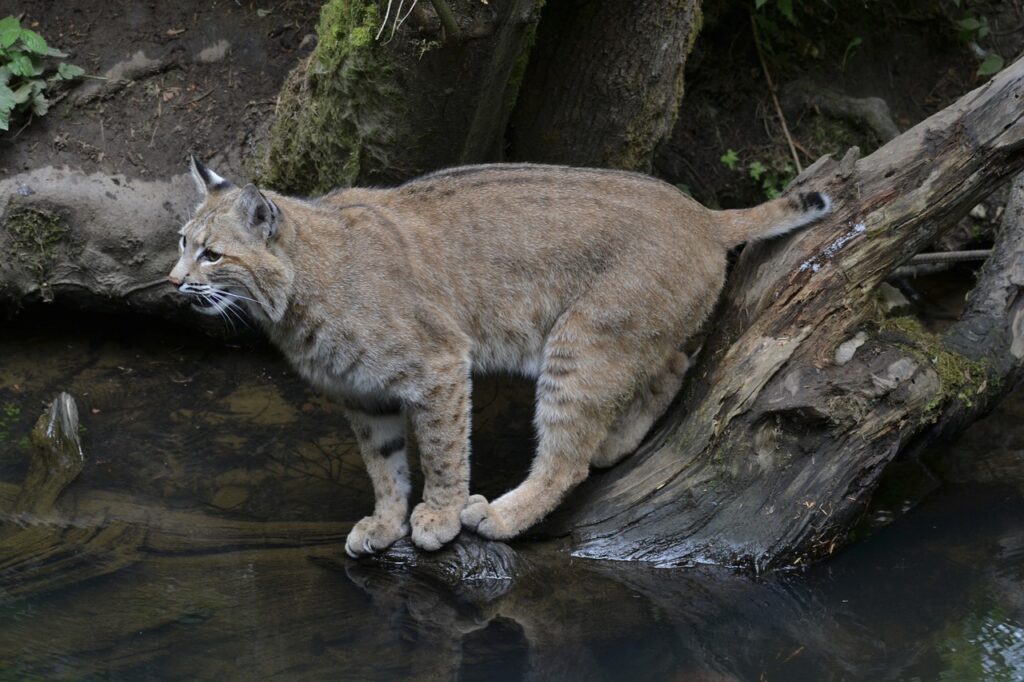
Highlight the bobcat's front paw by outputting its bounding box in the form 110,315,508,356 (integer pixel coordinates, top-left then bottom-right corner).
345,515,409,558
460,494,513,540
410,502,461,551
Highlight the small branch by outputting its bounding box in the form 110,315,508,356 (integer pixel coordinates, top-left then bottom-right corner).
750,15,802,173
910,250,992,264
429,0,463,45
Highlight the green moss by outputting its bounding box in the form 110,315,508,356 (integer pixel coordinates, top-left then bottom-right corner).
879,316,991,417
5,205,68,283
608,1,702,171
257,0,399,194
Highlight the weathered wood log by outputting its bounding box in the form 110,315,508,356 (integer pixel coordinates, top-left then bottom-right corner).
546,55,1024,570
0,393,142,598
315,532,523,604
12,392,84,516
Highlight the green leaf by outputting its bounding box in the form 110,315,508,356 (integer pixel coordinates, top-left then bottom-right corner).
7,52,40,77
0,65,9,85
57,62,84,80
977,53,1004,77
749,161,767,181
0,16,21,49
957,17,981,31
18,28,47,54
777,0,796,24
0,82,15,130
45,46,68,58
11,82,31,104
720,148,739,170
30,91,48,116
755,0,768,8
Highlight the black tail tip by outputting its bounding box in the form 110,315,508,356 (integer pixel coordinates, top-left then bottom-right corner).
798,191,830,213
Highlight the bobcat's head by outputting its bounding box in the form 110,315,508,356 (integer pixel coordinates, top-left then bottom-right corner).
168,156,293,323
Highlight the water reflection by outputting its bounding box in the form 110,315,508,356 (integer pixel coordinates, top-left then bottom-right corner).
1,311,1024,680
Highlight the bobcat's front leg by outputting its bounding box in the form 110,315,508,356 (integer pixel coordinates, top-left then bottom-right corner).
345,410,412,557
408,362,471,551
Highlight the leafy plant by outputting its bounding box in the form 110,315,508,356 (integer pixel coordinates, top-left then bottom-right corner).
976,51,1003,77
0,15,84,131
951,6,1004,78
841,36,862,71
720,148,739,170
748,159,794,199
721,148,795,200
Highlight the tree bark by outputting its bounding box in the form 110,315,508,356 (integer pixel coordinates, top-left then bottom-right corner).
509,0,702,171
256,0,543,194
543,55,1024,571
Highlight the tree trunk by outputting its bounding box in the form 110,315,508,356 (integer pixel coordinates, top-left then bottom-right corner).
255,0,543,194
509,0,702,171
543,55,1024,571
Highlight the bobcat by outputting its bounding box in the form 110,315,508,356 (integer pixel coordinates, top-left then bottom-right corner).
169,157,830,557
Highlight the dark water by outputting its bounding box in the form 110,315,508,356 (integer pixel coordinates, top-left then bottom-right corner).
1,310,1023,681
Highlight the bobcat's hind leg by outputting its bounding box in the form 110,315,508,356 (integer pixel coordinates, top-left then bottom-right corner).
591,350,689,469
345,410,412,558
461,311,639,541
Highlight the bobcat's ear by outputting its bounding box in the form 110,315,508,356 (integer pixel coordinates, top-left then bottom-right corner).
236,184,280,241
189,154,234,198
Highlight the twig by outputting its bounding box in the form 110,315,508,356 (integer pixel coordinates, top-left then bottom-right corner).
375,0,394,41
750,15,802,173
429,0,463,45
910,250,991,264
188,88,215,105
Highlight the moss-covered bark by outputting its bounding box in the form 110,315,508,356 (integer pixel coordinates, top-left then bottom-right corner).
257,0,543,195
257,1,397,194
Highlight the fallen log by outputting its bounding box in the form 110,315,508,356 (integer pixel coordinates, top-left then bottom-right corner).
546,55,1024,570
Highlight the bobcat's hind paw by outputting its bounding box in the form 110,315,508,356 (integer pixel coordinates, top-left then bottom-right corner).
410,502,461,551
345,516,409,558
460,494,513,540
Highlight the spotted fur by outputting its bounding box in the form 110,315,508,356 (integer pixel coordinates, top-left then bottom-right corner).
169,157,831,555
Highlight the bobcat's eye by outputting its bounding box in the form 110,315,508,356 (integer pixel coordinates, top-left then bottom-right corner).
199,249,222,264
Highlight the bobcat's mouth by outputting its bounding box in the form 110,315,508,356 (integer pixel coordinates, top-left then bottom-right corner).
177,283,229,315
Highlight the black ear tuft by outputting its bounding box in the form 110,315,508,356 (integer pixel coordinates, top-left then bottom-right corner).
236,184,279,241
188,154,235,196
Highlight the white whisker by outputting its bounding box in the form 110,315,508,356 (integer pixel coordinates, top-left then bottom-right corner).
223,299,253,331
224,290,271,315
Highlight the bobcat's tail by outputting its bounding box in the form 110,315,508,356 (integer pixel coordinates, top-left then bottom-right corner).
709,191,831,248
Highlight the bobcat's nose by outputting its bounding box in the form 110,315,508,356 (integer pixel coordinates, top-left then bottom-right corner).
168,274,183,287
